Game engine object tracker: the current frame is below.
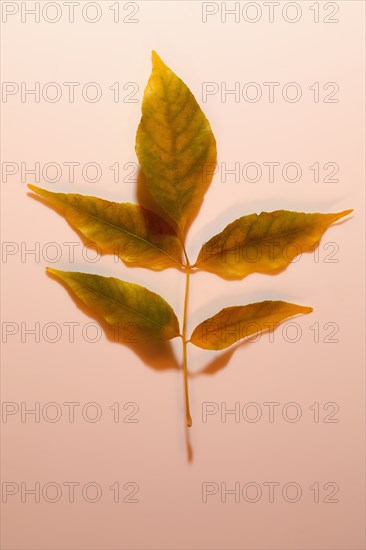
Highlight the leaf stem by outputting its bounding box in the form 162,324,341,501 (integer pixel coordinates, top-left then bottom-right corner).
181,239,190,268
182,265,192,427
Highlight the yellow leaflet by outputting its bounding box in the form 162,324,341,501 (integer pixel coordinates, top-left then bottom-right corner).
195,210,353,279
47,269,180,342
28,185,182,270
135,51,217,231
190,301,313,350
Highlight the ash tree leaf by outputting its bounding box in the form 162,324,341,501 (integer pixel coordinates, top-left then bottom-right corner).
135,51,217,232
195,209,353,279
190,300,313,350
47,269,180,342
28,185,183,270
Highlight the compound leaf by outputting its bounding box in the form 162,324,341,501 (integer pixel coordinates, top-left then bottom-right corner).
28,185,183,270
135,51,217,231
195,210,352,279
47,269,180,342
190,300,312,350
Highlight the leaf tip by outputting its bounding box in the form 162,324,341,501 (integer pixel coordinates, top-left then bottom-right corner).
46,267,61,277
333,209,353,222
342,208,354,217
339,208,353,216
151,50,163,67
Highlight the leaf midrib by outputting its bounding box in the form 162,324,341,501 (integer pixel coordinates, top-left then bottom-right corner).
159,73,182,218
202,226,309,261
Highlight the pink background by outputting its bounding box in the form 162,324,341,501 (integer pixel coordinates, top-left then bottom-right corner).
1,1,365,548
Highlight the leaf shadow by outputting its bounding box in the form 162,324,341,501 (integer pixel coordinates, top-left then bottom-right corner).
46,269,180,372
331,214,355,226
48,267,193,458
136,168,210,239
136,169,171,225
190,338,252,378
185,425,193,463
